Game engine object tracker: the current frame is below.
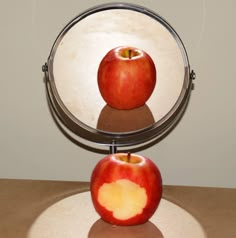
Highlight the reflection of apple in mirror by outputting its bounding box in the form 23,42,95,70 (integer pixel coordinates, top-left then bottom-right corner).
97,104,155,133
97,46,156,110
90,153,162,226
88,219,164,238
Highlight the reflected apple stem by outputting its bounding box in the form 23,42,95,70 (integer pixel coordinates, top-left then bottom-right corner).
128,49,132,59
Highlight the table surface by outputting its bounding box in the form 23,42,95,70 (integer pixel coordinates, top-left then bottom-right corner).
0,179,235,238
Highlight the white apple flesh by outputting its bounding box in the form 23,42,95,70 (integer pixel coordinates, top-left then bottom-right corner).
98,179,147,220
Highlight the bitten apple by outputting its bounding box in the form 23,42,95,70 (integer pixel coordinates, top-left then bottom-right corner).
97,46,156,110
90,153,162,226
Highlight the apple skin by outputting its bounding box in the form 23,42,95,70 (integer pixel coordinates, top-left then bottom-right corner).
97,46,156,110
90,153,162,226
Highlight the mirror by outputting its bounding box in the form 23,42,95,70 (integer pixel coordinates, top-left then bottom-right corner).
43,3,193,148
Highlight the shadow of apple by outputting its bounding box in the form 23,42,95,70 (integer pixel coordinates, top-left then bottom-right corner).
88,218,164,238
97,104,155,133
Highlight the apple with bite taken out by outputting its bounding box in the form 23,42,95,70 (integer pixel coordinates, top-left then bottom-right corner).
90,153,162,226
97,46,156,110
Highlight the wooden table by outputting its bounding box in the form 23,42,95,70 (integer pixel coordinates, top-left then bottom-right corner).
0,179,235,237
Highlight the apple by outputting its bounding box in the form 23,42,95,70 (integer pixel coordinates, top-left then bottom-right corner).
90,153,162,226
97,46,156,110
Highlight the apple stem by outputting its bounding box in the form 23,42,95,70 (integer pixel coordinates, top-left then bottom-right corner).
127,152,131,162
128,49,132,59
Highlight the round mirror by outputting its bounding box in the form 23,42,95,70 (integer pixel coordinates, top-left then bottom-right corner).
43,3,194,149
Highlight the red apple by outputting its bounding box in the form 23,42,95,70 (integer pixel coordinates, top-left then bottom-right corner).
97,46,156,110
90,153,162,226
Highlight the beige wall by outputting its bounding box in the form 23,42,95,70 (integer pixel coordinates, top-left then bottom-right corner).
0,0,235,188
